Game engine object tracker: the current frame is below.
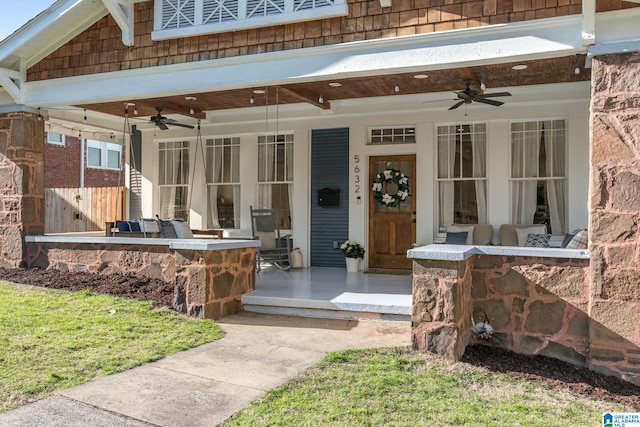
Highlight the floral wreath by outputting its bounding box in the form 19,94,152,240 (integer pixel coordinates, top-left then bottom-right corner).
372,169,410,207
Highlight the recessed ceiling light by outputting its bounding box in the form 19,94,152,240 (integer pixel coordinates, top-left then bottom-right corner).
414,74,429,79
253,89,265,94
512,64,528,70
185,96,197,101
328,82,342,87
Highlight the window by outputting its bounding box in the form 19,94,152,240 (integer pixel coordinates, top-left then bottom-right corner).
257,134,293,229
437,124,487,228
511,120,566,235
47,132,65,146
86,140,121,170
159,141,190,220
153,0,347,39
369,127,416,145
206,137,240,229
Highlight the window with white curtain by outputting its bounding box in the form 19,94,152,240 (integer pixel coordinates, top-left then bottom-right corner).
257,133,293,229
436,123,487,228
158,140,190,220
510,120,566,235
206,137,240,229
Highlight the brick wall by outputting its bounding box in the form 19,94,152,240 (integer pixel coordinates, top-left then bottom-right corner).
28,0,637,81
45,134,123,188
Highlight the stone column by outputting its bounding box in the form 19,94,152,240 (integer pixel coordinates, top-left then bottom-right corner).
412,259,473,360
589,52,640,385
0,112,45,268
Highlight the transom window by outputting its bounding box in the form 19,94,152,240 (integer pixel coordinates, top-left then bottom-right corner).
87,140,121,170
510,119,566,235
436,123,487,228
206,137,240,229
47,132,65,146
369,127,416,145
153,0,347,39
257,133,293,230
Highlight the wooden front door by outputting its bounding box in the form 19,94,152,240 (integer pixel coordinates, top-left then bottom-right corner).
368,155,416,269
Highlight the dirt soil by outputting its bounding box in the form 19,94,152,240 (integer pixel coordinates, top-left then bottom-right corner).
1,266,639,409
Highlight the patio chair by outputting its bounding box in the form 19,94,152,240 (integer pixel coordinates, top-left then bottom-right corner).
250,206,292,271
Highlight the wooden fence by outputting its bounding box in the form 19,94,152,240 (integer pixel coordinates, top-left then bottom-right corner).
45,187,126,233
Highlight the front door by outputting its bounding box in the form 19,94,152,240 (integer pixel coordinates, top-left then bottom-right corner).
368,155,416,269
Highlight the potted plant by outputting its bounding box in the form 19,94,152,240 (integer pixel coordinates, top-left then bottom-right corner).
340,240,365,272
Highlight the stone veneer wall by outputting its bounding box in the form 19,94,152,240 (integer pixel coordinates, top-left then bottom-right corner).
0,113,45,268
589,52,640,383
26,241,256,320
413,253,640,385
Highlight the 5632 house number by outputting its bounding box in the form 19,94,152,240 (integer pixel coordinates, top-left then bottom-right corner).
354,155,361,194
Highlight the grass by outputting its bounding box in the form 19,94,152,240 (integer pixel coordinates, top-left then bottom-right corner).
0,282,223,413
223,347,627,427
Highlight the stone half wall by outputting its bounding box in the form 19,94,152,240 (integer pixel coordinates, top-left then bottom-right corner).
0,113,45,268
26,241,256,320
412,254,640,386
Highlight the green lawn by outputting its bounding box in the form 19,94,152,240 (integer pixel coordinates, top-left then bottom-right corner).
223,347,627,427
0,282,223,413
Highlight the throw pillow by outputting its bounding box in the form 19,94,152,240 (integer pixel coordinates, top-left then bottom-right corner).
172,220,194,239
446,225,475,245
561,233,575,248
515,226,547,247
140,218,160,233
566,229,588,249
158,219,177,238
115,220,130,232
445,232,469,245
525,233,551,248
128,220,141,232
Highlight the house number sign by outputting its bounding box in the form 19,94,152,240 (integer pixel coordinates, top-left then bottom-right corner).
353,155,361,194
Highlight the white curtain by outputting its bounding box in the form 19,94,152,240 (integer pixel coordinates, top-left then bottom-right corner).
207,145,223,228
438,135,456,226
473,132,487,224
545,129,566,234
511,129,539,224
257,142,275,208
232,185,241,228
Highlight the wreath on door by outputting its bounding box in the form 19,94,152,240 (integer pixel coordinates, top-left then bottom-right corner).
372,169,410,207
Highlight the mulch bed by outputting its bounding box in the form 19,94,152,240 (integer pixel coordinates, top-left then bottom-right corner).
1,266,639,409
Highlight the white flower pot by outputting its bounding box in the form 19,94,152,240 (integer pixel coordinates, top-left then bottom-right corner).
345,257,361,273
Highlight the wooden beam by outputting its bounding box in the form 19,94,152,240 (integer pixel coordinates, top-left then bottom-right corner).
275,86,330,110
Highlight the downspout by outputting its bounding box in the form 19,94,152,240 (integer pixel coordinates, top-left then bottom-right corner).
80,136,85,188
582,0,596,66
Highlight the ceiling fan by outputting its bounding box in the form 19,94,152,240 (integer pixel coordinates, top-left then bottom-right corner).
448,83,511,110
149,107,195,130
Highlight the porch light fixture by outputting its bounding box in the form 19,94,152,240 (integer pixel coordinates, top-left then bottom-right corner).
394,81,400,92
319,93,324,104
250,94,255,104
185,96,197,115
133,105,138,115
512,64,528,70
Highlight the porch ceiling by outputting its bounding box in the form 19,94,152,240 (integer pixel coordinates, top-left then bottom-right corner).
77,56,589,120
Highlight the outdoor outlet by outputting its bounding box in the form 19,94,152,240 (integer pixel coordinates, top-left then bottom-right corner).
333,241,339,249
357,196,361,204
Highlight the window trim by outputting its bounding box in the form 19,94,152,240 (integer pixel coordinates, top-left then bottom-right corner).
86,139,122,171
47,132,66,146
368,126,416,145
152,0,348,41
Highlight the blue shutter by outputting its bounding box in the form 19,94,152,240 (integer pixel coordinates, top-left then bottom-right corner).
310,128,349,267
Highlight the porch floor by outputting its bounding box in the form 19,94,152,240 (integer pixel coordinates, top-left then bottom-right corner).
244,267,412,322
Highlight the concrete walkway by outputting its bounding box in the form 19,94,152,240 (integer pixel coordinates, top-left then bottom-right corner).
0,312,411,427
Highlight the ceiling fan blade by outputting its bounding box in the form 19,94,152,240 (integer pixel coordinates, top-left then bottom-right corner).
480,92,512,98
456,91,472,101
158,122,169,130
168,122,195,129
474,97,504,107
448,100,465,110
